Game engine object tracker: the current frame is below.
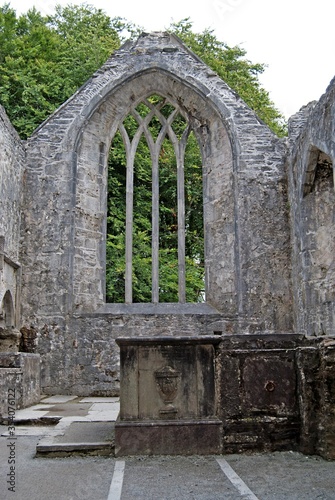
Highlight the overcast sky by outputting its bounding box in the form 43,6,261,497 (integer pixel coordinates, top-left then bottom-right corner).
6,0,335,118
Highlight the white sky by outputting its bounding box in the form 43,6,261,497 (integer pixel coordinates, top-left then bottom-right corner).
5,0,335,118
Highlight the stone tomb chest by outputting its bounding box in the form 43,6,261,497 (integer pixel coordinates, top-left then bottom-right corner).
115,336,221,456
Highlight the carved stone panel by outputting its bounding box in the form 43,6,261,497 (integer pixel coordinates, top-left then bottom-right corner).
242,354,297,413
117,336,219,421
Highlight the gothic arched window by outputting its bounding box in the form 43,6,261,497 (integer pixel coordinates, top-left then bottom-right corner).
106,94,205,304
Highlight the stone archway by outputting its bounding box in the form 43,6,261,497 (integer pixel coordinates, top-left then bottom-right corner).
301,146,335,335
72,70,236,314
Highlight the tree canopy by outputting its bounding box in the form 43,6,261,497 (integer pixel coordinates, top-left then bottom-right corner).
0,3,287,303
0,3,135,137
0,4,286,138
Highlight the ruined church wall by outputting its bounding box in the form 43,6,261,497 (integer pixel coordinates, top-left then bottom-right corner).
0,106,24,262
288,77,335,337
21,33,292,394
0,106,24,326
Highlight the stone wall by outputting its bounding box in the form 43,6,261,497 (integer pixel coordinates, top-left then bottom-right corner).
288,78,335,336
20,32,292,394
0,105,24,334
0,106,24,261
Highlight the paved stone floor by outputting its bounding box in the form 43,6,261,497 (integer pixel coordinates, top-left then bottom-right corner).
0,396,335,499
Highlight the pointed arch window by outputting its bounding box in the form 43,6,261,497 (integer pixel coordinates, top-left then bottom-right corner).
106,94,205,304
0,290,15,328
303,146,333,197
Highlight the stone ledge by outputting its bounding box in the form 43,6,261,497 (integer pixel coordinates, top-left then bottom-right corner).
82,302,221,315
36,442,114,457
116,335,221,346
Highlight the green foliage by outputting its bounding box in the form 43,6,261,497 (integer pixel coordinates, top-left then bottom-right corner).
0,3,134,138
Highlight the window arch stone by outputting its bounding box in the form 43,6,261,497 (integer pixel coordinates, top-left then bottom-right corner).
72,70,236,314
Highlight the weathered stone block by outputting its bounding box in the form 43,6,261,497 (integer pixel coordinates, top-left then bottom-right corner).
0,353,40,418
217,334,303,453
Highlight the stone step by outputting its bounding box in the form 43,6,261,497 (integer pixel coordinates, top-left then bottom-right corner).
36,420,115,457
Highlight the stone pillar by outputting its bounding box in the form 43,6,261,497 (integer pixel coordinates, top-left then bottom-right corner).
297,338,335,459
317,341,335,459
296,343,321,455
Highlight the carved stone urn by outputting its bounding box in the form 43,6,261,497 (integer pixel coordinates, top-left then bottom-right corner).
154,365,180,418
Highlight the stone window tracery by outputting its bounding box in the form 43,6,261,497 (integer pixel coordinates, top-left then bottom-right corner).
107,94,205,304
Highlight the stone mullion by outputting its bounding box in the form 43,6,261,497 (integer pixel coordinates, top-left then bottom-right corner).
166,122,190,303
151,150,159,303
120,110,158,303
121,99,191,304
151,116,173,303
119,124,134,303
177,150,186,303
140,122,160,303
177,127,190,303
